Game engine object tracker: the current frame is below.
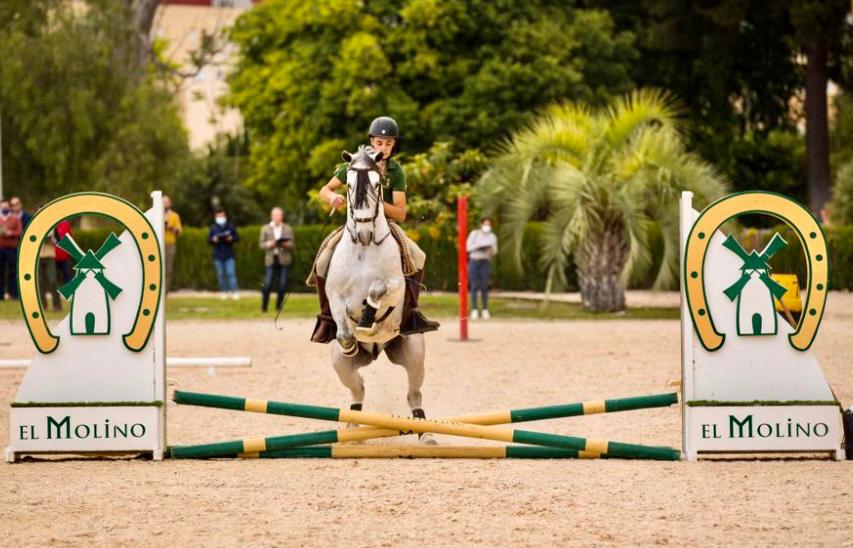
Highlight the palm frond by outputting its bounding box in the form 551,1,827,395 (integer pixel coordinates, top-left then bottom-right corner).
605,88,681,151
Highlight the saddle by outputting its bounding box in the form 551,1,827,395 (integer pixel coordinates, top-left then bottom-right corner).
305,223,418,288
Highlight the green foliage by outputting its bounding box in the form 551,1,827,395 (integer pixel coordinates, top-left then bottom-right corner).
402,142,487,225
829,159,853,225
164,137,265,228
476,90,728,300
226,0,638,215
599,1,851,202
713,131,808,225
0,1,191,208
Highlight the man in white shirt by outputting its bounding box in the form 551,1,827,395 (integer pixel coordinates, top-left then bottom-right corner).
466,217,498,319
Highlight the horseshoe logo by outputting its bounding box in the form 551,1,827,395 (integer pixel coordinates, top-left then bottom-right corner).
684,192,827,352
17,193,162,354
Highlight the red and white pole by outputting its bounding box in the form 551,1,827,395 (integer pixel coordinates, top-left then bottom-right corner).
457,196,469,341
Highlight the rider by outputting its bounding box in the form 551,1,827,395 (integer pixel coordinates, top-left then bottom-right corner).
310,116,440,343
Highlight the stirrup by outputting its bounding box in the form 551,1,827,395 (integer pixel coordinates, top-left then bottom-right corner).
355,298,379,335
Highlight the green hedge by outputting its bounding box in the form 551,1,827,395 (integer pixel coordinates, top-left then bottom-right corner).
72,222,853,292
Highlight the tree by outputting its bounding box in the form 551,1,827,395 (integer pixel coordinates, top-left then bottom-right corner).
789,0,850,214
0,1,191,207
226,0,638,216
477,90,727,312
603,0,852,213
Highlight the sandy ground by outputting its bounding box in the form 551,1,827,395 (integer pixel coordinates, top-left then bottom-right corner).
1,295,852,546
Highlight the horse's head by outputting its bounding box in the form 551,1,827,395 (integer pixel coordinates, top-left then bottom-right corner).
342,145,385,246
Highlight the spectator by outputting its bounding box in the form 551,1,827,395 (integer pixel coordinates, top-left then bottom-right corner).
162,195,183,293
259,207,295,312
38,225,62,312
10,196,32,228
466,217,498,320
207,209,240,300
54,219,74,287
0,199,23,300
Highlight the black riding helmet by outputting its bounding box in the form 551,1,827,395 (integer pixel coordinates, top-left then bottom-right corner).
368,116,400,156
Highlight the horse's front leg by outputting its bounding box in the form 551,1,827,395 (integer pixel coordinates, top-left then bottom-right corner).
330,296,358,357
356,277,404,335
331,343,372,422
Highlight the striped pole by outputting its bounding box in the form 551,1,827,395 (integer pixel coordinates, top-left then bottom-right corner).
172,391,677,446
239,445,611,459
170,391,680,460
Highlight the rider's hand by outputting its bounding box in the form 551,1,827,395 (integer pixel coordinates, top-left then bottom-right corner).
329,194,345,210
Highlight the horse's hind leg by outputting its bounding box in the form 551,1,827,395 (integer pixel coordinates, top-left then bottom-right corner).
385,334,436,444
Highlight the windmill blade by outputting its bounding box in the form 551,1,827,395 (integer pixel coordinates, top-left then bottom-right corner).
57,235,85,262
58,272,86,301
722,234,751,262
723,273,751,302
95,232,122,260
94,271,123,300
759,233,788,262
759,271,789,301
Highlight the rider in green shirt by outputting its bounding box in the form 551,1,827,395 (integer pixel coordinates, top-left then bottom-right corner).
311,116,440,343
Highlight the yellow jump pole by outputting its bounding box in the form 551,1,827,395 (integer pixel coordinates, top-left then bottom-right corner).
171,391,680,460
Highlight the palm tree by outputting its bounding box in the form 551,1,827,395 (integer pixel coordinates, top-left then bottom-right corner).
477,90,728,312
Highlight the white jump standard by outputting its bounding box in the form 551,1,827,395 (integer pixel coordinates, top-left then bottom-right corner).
6,192,167,463
680,191,845,461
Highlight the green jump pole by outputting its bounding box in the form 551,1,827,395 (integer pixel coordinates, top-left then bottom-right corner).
239,445,613,459
170,391,680,460
171,390,677,448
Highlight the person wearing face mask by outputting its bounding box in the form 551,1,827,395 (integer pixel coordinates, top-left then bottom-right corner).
162,195,183,293
466,218,498,320
207,209,240,300
0,199,23,300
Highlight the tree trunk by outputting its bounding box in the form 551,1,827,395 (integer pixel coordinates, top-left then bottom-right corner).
805,42,831,215
127,0,160,75
575,225,630,313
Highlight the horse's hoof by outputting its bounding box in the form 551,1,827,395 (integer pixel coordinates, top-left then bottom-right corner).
419,432,438,446
339,341,359,357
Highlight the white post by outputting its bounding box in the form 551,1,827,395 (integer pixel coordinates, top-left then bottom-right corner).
151,190,167,460
679,191,696,461
0,107,4,200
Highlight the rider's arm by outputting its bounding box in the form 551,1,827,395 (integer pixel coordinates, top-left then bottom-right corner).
383,191,407,223
320,177,345,207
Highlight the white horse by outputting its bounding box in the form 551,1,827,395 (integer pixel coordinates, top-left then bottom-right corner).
325,145,432,429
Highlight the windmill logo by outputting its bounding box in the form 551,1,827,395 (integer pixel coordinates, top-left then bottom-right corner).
722,233,788,336
56,233,124,335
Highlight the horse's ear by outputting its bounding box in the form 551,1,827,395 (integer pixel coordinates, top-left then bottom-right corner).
374,151,384,163
342,151,352,163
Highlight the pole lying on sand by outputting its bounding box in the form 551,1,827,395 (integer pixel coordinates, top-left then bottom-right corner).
170,391,680,460
172,390,678,446
238,445,611,459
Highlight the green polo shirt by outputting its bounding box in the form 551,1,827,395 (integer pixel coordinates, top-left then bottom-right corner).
334,158,407,204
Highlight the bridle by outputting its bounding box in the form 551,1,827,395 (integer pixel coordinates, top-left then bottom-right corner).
345,166,392,246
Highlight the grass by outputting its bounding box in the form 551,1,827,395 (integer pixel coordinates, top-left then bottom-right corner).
0,293,679,322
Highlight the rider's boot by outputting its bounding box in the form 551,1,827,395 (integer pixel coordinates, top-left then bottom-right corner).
356,297,379,335
310,276,337,343
399,269,440,335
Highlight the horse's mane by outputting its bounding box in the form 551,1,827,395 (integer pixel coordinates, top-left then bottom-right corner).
349,145,379,209
354,170,370,209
